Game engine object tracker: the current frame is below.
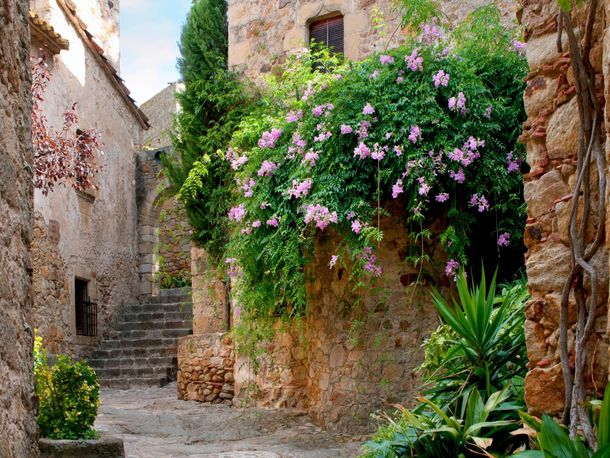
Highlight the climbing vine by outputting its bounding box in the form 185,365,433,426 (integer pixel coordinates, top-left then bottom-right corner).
223,6,527,324
557,0,606,449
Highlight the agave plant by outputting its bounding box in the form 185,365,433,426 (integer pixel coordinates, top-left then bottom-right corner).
428,269,527,404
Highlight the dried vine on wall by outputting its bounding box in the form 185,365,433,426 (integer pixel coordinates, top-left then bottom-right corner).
557,0,606,448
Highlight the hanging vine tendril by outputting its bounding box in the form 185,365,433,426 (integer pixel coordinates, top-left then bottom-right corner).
556,0,606,449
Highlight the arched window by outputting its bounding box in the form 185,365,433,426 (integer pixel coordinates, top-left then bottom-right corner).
309,15,344,55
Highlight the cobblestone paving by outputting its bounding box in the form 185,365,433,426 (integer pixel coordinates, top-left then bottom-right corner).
95,383,364,457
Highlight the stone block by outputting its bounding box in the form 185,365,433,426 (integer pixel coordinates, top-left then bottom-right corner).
524,169,569,218
546,98,580,160
524,364,565,416
526,242,571,293
39,436,125,458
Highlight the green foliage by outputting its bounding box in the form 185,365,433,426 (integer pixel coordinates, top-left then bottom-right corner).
163,0,254,261
363,275,528,457
226,8,527,324
397,0,442,29
428,271,528,402
363,387,519,457
34,333,100,440
513,384,610,457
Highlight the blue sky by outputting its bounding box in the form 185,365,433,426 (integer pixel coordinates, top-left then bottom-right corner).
120,0,191,104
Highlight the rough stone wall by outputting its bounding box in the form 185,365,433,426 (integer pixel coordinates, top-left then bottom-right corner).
141,82,183,150
520,0,610,415
157,197,192,287
177,333,235,405
136,149,192,297
227,0,517,81
30,0,143,356
234,320,309,410
0,0,39,454
305,204,443,431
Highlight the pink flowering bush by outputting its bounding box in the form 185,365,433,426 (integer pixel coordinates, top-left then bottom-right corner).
224,6,526,316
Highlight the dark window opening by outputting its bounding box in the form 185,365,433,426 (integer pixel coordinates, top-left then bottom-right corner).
75,279,98,337
309,15,344,55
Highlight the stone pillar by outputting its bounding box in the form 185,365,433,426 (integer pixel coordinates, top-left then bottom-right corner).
0,0,39,454
177,245,234,403
520,0,610,415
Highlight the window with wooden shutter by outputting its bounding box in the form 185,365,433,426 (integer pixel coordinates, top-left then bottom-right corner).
309,15,344,55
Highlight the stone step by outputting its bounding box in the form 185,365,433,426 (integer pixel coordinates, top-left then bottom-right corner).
119,310,192,323
106,327,192,342
90,345,178,359
94,365,174,379
88,356,176,369
97,376,169,388
144,294,192,305
115,319,192,333
126,302,192,314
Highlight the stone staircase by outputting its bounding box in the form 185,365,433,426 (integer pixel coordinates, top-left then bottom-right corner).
88,290,193,388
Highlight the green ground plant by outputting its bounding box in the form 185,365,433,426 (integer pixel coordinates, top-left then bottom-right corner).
34,333,100,440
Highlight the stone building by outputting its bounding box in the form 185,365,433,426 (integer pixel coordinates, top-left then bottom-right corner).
0,0,38,454
29,0,150,356
520,0,610,415
177,0,520,432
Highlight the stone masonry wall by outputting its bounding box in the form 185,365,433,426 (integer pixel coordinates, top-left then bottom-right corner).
520,0,610,415
0,0,39,454
177,333,235,405
157,197,192,287
141,82,183,150
227,0,517,81
30,0,143,356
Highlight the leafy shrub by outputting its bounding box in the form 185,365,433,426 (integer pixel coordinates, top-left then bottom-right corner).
34,334,100,440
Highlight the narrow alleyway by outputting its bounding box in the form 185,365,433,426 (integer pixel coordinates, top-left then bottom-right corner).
95,384,364,457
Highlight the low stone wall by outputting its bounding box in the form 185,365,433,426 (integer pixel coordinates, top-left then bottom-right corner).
177,333,235,405
39,436,124,458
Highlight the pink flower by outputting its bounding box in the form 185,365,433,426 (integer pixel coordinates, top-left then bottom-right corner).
267,216,279,227
286,110,303,123
258,160,279,177
304,204,338,231
228,204,246,222
405,49,423,71
362,103,375,115
293,131,307,149
357,120,371,139
435,193,449,202
421,22,443,45
340,124,353,134
469,193,489,212
313,131,332,142
396,76,404,83
287,178,312,198
392,180,404,199
513,40,526,55
359,247,382,277
380,54,394,65
417,177,430,196
302,151,319,167
258,128,283,149
225,258,238,277
445,259,460,278
312,105,324,117
498,232,511,247
302,82,314,101
485,106,493,118
371,144,386,161
242,178,256,197
408,125,422,144
449,167,465,183
394,145,403,157
448,92,467,115
346,211,356,221
507,152,521,173
252,220,261,228
329,255,339,269
354,142,371,159
370,70,380,79
433,70,450,88
351,219,362,234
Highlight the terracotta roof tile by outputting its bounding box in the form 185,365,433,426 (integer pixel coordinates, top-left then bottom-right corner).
29,11,70,55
